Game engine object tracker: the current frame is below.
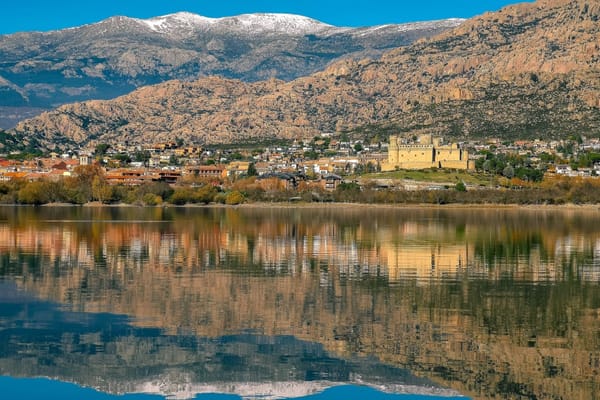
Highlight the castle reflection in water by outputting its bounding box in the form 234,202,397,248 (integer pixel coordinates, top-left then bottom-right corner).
0,206,599,400
1,206,599,284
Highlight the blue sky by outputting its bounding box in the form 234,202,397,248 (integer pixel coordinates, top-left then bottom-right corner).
2,0,530,34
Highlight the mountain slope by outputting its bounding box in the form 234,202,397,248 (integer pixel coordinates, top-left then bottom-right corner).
0,13,461,128
12,0,600,148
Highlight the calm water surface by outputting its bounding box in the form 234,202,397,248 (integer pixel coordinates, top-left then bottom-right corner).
0,206,599,400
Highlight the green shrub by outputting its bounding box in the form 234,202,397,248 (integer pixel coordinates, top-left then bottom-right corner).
18,181,50,205
225,191,245,205
169,185,217,205
214,193,227,204
140,182,174,199
169,188,197,205
196,185,217,204
142,193,162,206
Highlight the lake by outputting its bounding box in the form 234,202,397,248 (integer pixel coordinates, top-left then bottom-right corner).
0,205,598,400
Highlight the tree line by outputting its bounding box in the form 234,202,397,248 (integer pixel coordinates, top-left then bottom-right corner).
3,165,600,206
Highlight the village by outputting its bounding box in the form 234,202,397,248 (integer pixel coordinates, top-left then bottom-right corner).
1,132,600,192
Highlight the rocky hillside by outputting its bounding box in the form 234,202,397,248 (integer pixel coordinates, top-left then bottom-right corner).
0,12,461,128
12,0,600,148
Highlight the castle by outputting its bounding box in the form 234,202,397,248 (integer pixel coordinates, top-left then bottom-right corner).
382,134,473,171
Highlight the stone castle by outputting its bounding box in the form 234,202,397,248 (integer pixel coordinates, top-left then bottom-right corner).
382,134,473,171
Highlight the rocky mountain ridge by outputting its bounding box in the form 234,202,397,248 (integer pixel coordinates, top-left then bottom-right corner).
0,12,462,128
11,0,600,148
132,12,339,36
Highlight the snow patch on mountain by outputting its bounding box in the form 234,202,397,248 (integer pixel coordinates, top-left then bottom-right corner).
351,18,465,37
128,12,465,39
133,12,337,36
139,12,216,32
219,13,335,34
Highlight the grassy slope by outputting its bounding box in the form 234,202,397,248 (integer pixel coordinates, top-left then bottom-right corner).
361,169,494,186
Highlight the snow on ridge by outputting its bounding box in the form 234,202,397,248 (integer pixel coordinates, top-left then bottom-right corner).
135,12,216,33
8,12,465,38
350,18,466,37
224,13,334,34
132,12,334,36
87,12,464,38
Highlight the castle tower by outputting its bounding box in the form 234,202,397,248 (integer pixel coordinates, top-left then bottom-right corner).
388,135,399,165
419,134,433,145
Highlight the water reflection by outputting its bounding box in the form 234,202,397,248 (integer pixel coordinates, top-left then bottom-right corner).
0,206,599,399
0,281,455,399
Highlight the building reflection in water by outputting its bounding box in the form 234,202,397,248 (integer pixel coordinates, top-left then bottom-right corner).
0,206,599,399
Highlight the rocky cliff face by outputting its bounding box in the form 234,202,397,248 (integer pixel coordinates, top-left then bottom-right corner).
11,0,600,148
0,12,461,128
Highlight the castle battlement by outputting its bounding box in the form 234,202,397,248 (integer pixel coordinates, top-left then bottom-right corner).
395,144,434,150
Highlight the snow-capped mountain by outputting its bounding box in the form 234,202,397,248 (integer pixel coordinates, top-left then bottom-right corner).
0,12,463,128
134,12,340,36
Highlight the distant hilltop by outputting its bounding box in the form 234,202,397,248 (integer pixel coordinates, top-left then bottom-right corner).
10,0,600,150
0,12,462,128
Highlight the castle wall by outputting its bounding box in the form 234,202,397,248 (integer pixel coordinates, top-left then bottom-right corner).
383,135,472,171
441,160,470,170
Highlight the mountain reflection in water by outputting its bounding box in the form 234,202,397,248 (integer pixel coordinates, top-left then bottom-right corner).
0,206,599,399
0,280,452,399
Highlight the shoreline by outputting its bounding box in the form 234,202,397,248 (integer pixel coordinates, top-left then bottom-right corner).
239,202,600,212
4,201,594,212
